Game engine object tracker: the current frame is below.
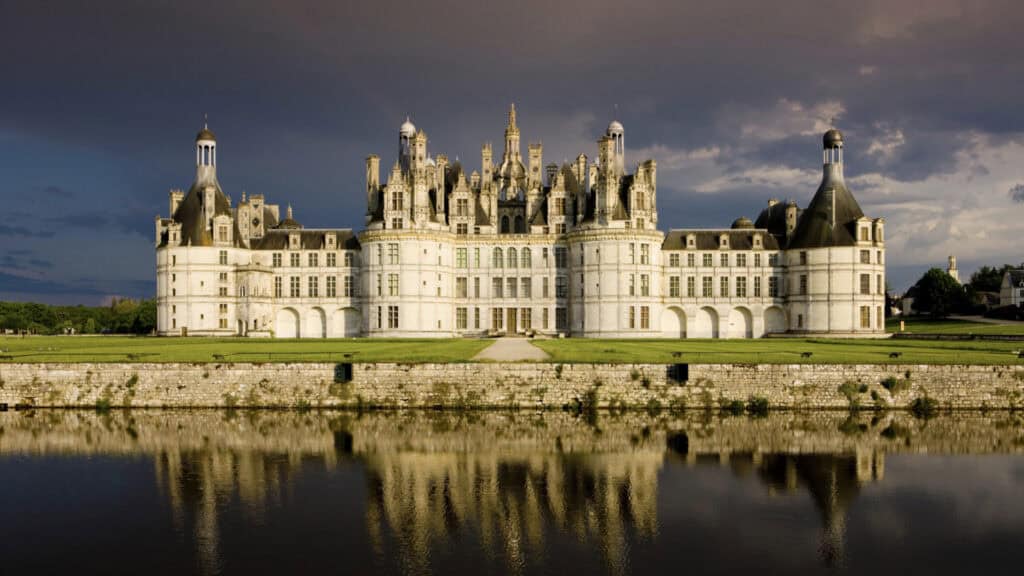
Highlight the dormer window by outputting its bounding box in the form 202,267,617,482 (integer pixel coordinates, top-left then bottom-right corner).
289,233,300,249
753,235,762,248
687,235,695,248
720,234,729,248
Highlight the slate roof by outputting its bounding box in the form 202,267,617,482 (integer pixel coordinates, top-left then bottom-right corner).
786,177,865,249
662,229,781,251
251,229,360,251
161,180,239,247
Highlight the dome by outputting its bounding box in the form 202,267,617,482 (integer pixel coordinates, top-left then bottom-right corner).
196,127,216,141
425,157,436,167
399,117,416,137
607,120,624,135
823,128,843,148
731,216,754,229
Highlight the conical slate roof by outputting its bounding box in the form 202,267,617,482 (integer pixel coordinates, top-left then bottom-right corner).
787,176,864,249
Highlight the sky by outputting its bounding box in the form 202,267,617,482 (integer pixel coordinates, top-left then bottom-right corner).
2,0,1023,304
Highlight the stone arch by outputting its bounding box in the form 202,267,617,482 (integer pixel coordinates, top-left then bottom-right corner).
693,306,719,338
660,306,687,338
727,306,753,338
304,307,327,338
764,306,787,334
333,307,361,337
275,307,300,338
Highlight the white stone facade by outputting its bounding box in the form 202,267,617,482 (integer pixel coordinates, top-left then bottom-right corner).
155,110,885,338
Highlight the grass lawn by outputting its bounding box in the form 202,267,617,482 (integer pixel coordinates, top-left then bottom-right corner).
0,336,491,364
886,316,1024,335
533,337,1024,365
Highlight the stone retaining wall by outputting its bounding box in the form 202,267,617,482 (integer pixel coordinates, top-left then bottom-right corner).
1,362,1023,410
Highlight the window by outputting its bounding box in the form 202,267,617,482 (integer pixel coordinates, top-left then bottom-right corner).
376,274,382,296
507,278,517,299
219,318,228,329
542,277,549,298
219,250,228,265
391,192,403,210
308,276,319,297
670,254,680,267
219,303,228,314
456,198,469,216
877,274,883,295
860,250,871,264
171,255,176,266
641,244,650,264
273,253,282,267
799,275,808,295
555,276,568,298
474,307,480,329
542,248,549,266
736,253,746,267
754,276,761,297
555,247,567,268
769,253,779,267
344,275,354,297
388,306,399,329
629,306,636,329
377,306,382,329
769,276,779,297
754,253,761,267
878,306,883,329
492,277,503,298
860,273,870,295
507,247,517,268
521,278,531,298
217,223,227,241
456,277,468,298
388,273,399,296
327,253,336,267
799,251,807,265
493,247,503,268
274,277,282,297
687,253,695,267
521,248,531,268
798,314,804,328
687,276,695,297
555,308,567,330
454,222,466,236
376,245,383,265
736,277,747,297
219,287,228,296
640,306,650,329
290,276,300,298
474,277,480,298
860,306,871,329
629,274,635,296
876,250,882,264
720,253,729,267
520,308,531,331
629,244,636,263
860,227,869,241
456,307,468,329
456,248,468,268
702,277,713,297
290,253,300,267
720,276,729,297
388,244,400,265
345,252,354,267
703,254,713,267
641,274,650,296
219,272,228,282
542,308,549,329
670,276,680,297
326,276,336,297
492,308,503,330
308,253,318,267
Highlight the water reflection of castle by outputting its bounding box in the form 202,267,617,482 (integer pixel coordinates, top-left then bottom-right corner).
2,410,1016,574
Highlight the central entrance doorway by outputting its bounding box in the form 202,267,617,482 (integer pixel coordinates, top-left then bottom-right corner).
506,308,518,334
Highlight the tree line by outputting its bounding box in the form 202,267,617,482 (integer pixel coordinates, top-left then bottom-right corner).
907,263,1023,318
0,299,156,335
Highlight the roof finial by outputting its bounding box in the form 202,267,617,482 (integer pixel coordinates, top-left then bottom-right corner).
204,112,208,129
508,103,517,128
287,204,293,219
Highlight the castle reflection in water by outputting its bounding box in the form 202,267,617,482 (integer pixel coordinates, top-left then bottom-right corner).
2,409,1022,574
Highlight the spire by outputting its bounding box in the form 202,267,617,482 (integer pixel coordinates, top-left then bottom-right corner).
508,103,517,129
287,204,293,220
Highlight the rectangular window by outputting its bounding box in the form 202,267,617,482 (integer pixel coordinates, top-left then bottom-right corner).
542,308,549,329
219,272,228,282
629,274,636,296
754,276,761,297
720,276,729,297
219,250,228,265
860,250,871,264
670,276,680,297
754,253,761,267
388,306,399,329
456,277,468,298
687,276,695,297
640,306,650,329
218,286,227,297
388,273,399,296
474,277,480,298
474,248,480,268
273,253,282,267
507,278,517,299
474,307,480,329
376,274,382,296
521,249,531,268
877,274,883,295
629,306,636,329
769,253,779,267
736,276,747,297
326,276,336,297
860,227,869,241
703,253,713,267
629,243,636,264
492,277,503,298
456,198,469,216
274,277,282,298
520,308,531,331
345,252,354,267
702,276,713,297
388,244,400,265
799,274,808,295
493,248,503,268
344,275,354,297
542,248,549,266
720,253,729,267
555,308,567,330
456,248,468,268
456,307,468,330
219,303,228,314
555,247,567,268
641,244,650,264
308,276,319,297
768,276,779,297
876,250,882,264
219,318,228,329
492,308,503,330
555,276,568,298
308,253,318,267
641,274,650,296
799,251,807,265
736,253,746,267
456,223,468,235
290,253,300,267
542,277,549,298
877,306,883,329
687,253,695,267
860,273,870,295
670,253,680,267
860,305,871,329
521,278,531,298
377,306,382,329
327,253,336,267
377,245,383,265
290,276,300,298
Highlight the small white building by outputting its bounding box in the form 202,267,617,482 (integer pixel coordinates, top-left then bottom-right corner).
999,270,1024,307
155,109,886,338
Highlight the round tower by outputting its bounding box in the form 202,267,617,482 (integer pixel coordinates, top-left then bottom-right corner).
399,117,415,172
195,122,217,186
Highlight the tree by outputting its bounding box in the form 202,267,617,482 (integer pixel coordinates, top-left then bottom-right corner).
912,268,968,318
968,264,1016,293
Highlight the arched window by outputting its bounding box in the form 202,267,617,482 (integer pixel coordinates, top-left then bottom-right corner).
493,247,503,268
521,247,531,268
501,216,510,234
507,247,517,268
514,215,525,233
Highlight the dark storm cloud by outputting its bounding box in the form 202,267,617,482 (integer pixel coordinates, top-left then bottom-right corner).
1,0,1023,301
0,272,103,296
1010,184,1024,203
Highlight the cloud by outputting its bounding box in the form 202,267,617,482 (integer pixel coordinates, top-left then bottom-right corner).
39,185,74,198
0,224,55,238
1009,183,1024,203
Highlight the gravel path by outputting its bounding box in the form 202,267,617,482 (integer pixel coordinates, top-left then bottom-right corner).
472,338,551,361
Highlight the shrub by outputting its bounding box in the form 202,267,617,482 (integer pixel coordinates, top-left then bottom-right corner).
723,399,745,415
910,396,938,418
746,396,770,416
881,376,910,395
630,368,641,381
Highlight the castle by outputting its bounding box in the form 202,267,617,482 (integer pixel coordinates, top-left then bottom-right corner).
155,106,886,338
